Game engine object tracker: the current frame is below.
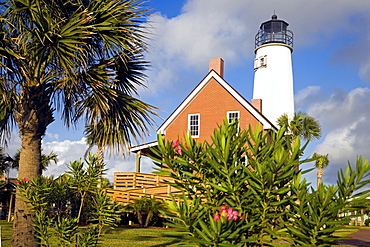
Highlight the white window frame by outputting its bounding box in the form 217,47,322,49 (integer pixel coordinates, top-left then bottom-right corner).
227,111,240,124
188,113,200,138
240,155,247,165
227,111,240,134
253,55,267,70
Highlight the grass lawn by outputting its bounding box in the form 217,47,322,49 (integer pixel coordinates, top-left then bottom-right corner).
100,227,191,247
1,220,369,246
0,221,190,247
0,221,12,247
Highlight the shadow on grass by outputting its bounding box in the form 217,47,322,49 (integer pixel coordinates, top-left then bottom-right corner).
149,239,184,247
337,229,370,247
123,228,190,246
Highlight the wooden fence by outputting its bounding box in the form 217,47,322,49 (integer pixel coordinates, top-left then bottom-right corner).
107,172,179,205
114,172,175,189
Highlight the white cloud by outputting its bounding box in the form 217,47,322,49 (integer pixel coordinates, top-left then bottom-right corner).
5,0,370,188
300,87,370,184
45,132,59,141
295,86,322,109
41,138,89,177
41,138,155,182
142,0,370,96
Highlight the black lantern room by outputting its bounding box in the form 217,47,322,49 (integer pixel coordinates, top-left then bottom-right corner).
255,14,293,49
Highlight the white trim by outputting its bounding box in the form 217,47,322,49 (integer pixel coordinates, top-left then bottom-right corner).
130,141,158,153
188,113,200,138
227,110,240,133
157,70,274,134
254,55,267,70
227,110,240,123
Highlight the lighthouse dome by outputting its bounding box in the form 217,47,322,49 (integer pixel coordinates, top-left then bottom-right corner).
255,14,293,50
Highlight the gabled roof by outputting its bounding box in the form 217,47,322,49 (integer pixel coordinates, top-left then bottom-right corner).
157,70,276,135
0,181,16,191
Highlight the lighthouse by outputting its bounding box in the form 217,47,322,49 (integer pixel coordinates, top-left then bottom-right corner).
252,14,294,126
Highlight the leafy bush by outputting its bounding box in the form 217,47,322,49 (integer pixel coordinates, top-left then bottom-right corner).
365,219,370,226
152,120,370,247
16,154,122,246
123,196,166,227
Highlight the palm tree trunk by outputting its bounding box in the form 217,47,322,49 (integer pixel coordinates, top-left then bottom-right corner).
97,146,104,188
137,212,144,227
12,131,42,247
12,89,53,247
317,168,323,188
144,211,153,227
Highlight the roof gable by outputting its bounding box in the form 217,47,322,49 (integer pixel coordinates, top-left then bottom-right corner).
157,70,275,135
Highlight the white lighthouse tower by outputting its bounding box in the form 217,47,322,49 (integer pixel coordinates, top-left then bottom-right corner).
253,14,294,125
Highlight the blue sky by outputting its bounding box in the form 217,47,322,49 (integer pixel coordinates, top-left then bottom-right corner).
7,0,370,187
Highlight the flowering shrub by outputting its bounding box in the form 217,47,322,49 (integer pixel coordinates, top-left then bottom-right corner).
153,119,370,247
172,140,182,154
213,205,244,222
16,178,28,184
16,154,121,246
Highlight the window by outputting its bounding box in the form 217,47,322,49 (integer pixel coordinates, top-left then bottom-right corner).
253,55,267,70
188,114,200,138
227,111,240,134
239,156,247,165
227,111,239,124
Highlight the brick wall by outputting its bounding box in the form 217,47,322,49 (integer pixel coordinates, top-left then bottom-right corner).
164,78,261,143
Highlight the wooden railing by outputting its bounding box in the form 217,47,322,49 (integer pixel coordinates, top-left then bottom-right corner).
106,186,179,205
114,172,174,189
109,172,179,205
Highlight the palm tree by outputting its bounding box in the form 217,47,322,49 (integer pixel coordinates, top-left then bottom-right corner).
143,197,166,227
277,111,322,142
83,56,159,186
0,1,157,245
0,147,11,178
41,151,58,174
312,152,329,188
124,196,165,227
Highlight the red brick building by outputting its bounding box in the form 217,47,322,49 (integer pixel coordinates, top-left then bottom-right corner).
131,58,276,171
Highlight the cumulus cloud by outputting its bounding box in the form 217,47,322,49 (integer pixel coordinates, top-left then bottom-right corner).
45,132,59,141
142,0,370,97
5,133,154,182
5,0,370,188
41,138,88,177
295,86,322,109
41,139,155,181
299,87,370,184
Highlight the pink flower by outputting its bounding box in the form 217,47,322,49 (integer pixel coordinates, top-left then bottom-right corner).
172,140,180,148
16,181,21,184
213,214,220,222
22,178,28,182
214,205,244,222
230,210,239,221
172,140,183,154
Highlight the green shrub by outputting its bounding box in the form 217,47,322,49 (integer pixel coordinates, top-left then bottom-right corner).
365,219,370,226
152,120,370,247
16,154,121,246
